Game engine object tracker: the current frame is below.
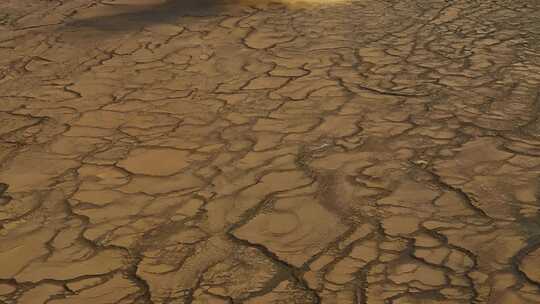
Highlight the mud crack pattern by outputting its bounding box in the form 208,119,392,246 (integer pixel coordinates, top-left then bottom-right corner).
1,0,540,303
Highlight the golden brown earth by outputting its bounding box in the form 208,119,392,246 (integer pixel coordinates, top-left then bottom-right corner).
1,0,540,303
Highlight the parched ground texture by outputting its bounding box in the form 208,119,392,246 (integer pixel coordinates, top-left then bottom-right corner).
0,0,540,303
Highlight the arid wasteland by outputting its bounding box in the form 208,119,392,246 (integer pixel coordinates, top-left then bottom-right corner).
0,0,540,303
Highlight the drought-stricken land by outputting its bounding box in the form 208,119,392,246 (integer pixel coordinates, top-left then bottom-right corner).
0,0,539,303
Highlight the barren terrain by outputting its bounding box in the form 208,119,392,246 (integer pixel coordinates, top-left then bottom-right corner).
0,0,540,303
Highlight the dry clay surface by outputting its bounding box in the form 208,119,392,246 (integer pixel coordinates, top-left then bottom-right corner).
1,0,540,303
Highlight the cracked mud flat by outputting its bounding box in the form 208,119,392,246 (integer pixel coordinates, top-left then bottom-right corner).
1,0,540,303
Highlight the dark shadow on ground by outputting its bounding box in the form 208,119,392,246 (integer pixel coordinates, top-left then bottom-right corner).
0,183,11,206
65,0,237,31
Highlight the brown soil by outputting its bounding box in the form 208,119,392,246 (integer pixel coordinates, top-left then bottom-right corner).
1,0,540,303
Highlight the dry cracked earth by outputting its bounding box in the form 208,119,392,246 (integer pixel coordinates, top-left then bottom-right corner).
1,0,540,303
